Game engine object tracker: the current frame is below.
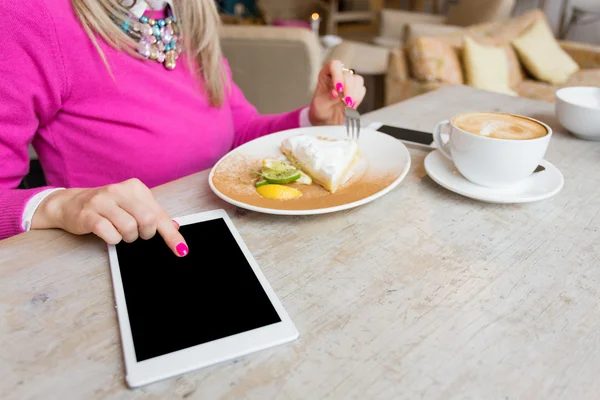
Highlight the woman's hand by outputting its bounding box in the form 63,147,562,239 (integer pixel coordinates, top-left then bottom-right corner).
308,60,366,126
31,178,188,257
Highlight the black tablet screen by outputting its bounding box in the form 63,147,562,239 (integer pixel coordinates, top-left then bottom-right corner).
115,218,281,362
377,125,434,145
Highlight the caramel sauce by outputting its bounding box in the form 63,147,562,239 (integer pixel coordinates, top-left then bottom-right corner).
211,155,400,210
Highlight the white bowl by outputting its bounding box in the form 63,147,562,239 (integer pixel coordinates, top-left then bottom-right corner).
556,86,600,140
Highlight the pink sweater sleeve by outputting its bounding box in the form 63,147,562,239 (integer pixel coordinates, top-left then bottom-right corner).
224,60,303,148
0,1,65,239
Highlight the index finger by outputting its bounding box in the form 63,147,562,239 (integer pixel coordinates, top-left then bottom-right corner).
157,212,188,257
326,60,345,94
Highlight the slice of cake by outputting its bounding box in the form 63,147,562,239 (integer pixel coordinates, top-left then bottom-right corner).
281,135,360,193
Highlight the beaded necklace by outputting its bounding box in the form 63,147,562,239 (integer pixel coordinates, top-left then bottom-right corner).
118,6,182,70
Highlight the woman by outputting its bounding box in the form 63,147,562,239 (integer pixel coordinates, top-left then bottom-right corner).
0,0,366,256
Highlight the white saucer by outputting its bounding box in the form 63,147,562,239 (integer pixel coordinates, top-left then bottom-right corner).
424,150,564,204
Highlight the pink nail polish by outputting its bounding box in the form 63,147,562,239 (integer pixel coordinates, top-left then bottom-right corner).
172,219,179,228
336,83,343,93
345,96,353,106
330,89,338,99
352,101,357,108
176,243,189,256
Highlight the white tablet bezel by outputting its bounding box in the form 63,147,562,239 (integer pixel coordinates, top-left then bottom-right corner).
107,209,299,388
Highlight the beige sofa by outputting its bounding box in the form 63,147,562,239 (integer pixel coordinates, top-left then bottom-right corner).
385,10,600,105
220,8,600,114
374,0,516,48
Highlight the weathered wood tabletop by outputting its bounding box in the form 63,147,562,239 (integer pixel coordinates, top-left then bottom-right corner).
2,86,599,400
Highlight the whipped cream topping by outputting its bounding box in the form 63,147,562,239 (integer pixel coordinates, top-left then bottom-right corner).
281,135,358,187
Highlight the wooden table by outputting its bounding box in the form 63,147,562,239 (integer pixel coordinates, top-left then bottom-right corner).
2,86,600,399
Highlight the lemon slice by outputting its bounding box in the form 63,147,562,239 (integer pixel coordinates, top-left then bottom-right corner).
262,159,293,171
256,184,302,200
296,171,312,185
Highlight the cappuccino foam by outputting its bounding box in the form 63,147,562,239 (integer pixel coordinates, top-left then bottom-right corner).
453,113,547,140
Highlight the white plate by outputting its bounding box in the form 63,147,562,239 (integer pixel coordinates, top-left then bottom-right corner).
424,150,564,204
209,126,411,215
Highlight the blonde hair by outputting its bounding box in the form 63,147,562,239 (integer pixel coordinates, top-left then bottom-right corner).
71,0,226,106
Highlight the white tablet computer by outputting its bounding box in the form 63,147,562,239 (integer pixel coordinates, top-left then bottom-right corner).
107,209,298,388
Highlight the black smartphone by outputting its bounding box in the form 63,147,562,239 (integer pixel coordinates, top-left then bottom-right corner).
372,123,435,149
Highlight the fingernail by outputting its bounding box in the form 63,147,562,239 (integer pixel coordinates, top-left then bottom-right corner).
336,83,343,93
352,101,357,108
330,89,338,99
176,242,189,257
172,219,179,228
345,96,353,106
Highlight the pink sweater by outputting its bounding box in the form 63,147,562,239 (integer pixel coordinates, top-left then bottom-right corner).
0,0,302,240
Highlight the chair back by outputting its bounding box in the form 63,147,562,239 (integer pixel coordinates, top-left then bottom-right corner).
220,25,322,114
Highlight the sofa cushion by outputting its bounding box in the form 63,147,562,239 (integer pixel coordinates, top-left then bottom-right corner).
504,43,525,87
476,37,525,88
462,36,516,95
512,18,580,85
407,37,464,84
425,32,525,88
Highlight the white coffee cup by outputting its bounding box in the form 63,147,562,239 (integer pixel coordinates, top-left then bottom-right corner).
432,112,552,188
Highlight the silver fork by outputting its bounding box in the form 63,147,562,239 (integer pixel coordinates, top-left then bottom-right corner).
344,105,361,141
340,66,361,141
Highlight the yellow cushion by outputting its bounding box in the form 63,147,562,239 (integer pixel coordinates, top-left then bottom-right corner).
511,19,579,84
462,36,517,96
407,37,464,85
